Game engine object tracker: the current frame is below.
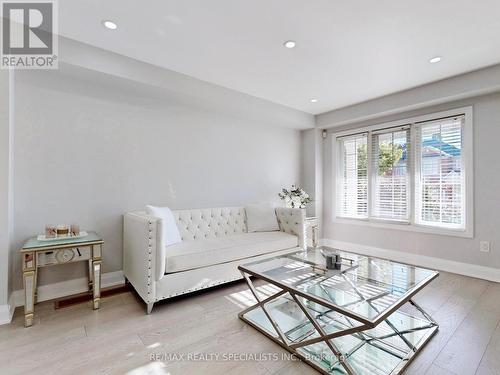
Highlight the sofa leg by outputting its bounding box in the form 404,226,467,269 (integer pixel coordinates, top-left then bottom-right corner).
146,302,154,315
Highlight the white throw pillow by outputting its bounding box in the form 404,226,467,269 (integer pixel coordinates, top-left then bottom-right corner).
145,205,182,246
245,202,280,232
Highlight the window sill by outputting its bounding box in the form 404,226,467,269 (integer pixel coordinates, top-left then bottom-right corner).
332,217,473,238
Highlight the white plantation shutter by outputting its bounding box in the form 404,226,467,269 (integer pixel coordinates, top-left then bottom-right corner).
371,126,410,221
334,109,471,235
415,116,465,229
337,134,368,219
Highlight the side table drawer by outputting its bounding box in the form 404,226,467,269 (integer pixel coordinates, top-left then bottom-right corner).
37,247,91,267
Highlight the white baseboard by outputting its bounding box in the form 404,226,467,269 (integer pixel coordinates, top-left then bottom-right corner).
0,293,16,325
0,270,125,326
321,239,500,283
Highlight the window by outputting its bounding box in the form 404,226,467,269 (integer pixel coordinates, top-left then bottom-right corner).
415,116,464,229
333,108,472,236
337,134,368,219
371,127,410,221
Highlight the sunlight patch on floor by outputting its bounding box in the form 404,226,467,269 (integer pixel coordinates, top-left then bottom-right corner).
126,361,169,375
147,342,162,349
224,283,282,308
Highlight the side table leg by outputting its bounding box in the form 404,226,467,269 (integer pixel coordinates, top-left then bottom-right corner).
312,225,318,247
92,260,101,310
33,268,38,304
23,270,36,327
22,251,36,327
88,259,93,291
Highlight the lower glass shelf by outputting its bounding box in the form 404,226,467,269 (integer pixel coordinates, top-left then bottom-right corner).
241,295,438,375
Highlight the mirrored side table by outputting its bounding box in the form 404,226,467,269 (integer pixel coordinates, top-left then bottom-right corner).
20,231,104,327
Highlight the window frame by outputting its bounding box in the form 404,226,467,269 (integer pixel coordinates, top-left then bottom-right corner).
331,106,473,238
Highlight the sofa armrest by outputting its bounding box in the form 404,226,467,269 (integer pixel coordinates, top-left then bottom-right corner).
275,207,306,249
123,212,164,303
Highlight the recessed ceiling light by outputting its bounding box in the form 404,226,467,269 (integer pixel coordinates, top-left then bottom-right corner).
429,56,441,64
283,40,296,49
310,98,318,103
102,20,118,30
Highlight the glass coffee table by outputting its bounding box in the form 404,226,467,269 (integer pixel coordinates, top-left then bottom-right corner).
238,247,439,375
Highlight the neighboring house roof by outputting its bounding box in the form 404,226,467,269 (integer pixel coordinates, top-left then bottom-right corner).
422,139,461,157
399,139,460,162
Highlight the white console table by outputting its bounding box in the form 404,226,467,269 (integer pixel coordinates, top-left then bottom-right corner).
20,232,103,327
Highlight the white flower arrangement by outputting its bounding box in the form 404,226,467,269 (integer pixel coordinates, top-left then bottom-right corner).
278,185,312,209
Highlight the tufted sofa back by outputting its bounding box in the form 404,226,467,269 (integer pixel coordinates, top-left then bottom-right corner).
172,207,247,241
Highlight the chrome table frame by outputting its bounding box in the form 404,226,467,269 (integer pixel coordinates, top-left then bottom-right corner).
238,251,439,375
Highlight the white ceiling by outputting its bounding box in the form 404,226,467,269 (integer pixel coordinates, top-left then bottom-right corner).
59,0,500,115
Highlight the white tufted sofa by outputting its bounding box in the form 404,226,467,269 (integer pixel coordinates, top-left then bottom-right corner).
123,206,305,313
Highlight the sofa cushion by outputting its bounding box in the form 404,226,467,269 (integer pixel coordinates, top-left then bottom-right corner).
146,205,182,246
245,202,279,232
165,231,298,273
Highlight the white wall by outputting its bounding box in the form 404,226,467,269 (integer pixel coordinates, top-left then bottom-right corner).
316,64,500,128
320,92,500,270
300,129,323,222
60,37,313,131
10,65,306,290
0,71,13,314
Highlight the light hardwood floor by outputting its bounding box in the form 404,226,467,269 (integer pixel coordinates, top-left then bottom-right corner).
1,271,500,375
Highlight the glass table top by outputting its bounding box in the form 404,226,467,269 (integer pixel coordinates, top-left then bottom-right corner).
239,246,438,325
22,231,102,250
